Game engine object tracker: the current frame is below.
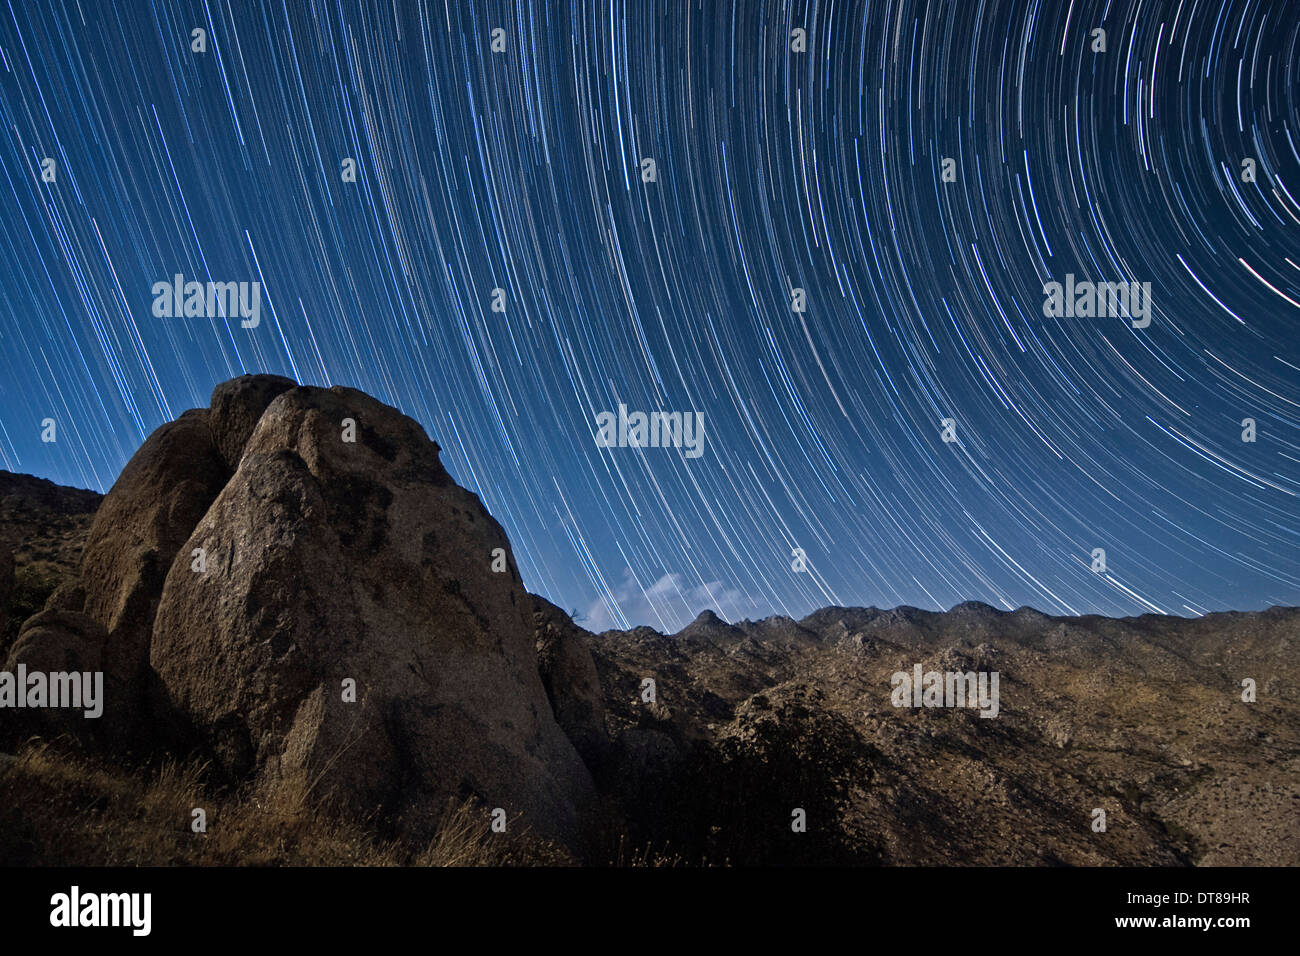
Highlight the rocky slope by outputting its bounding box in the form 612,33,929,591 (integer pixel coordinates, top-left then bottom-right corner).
0,471,101,653
587,604,1299,864
1,376,1296,865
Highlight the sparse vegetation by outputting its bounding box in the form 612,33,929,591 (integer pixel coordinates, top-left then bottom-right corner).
3,562,65,648
0,740,575,866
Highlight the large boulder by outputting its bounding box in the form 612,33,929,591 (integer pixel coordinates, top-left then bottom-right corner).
77,408,228,731
150,385,596,845
1,609,117,747
207,374,297,470
69,375,296,739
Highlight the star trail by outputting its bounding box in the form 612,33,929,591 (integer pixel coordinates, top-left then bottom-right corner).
0,0,1297,631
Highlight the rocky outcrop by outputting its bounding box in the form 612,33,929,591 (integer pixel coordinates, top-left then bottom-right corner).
147,384,594,844
4,376,602,849
534,596,610,771
73,374,300,704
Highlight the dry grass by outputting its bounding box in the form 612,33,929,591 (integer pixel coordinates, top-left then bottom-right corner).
606,834,690,867
3,561,67,648
0,740,400,865
0,740,590,866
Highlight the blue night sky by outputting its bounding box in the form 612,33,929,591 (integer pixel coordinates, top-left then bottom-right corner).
1,0,1297,631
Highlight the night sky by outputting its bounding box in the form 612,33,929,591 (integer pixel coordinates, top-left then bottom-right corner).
1,0,1297,631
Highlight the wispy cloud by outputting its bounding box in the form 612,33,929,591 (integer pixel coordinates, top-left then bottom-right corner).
579,569,756,633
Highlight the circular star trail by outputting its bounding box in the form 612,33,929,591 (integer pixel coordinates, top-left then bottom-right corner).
0,0,1297,630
